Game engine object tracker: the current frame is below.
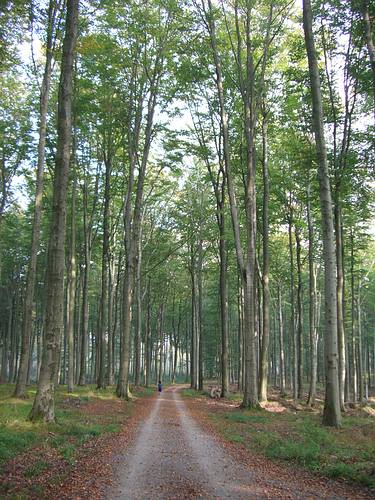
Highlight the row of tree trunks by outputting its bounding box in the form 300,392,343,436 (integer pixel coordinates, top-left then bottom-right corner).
259,109,270,403
303,0,341,427
307,182,319,406
66,161,77,394
97,151,112,389
78,171,98,386
14,0,60,399
117,59,160,398
296,225,304,399
29,0,79,422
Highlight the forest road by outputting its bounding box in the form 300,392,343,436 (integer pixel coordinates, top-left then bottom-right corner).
107,386,352,500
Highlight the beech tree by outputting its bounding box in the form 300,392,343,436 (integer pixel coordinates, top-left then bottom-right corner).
29,0,79,422
15,0,62,399
303,0,341,427
0,0,373,431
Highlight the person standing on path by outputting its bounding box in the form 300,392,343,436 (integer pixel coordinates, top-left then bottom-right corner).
157,380,162,394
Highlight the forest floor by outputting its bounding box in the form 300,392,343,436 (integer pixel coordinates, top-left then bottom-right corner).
0,383,374,499
0,383,154,498
107,385,374,499
180,385,375,498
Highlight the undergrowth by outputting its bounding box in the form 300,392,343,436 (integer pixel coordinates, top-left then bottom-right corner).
220,406,375,489
181,388,207,398
183,387,375,490
0,382,151,486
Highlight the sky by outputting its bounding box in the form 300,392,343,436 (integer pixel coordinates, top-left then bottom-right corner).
12,2,375,237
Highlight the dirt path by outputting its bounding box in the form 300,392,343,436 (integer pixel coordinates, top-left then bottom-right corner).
107,386,367,499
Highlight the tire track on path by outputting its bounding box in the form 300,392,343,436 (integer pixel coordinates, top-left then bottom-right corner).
108,386,360,499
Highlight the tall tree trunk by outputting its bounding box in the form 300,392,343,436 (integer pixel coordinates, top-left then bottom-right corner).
14,1,58,398
259,111,270,403
135,230,142,386
145,279,152,387
29,0,79,422
194,109,228,396
117,85,158,399
78,171,98,385
107,252,115,385
357,286,364,402
278,284,286,396
242,3,258,409
296,225,304,399
172,300,182,384
197,237,203,391
360,0,375,119
307,185,318,406
219,209,229,397
335,204,346,410
97,156,112,389
74,270,82,383
237,275,243,390
66,166,77,393
303,0,341,427
79,223,91,385
204,0,259,408
190,251,197,390
350,229,358,402
288,211,297,400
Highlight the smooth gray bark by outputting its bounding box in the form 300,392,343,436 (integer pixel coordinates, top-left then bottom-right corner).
277,285,286,395
97,155,112,389
259,112,270,403
203,0,260,407
29,0,79,422
296,226,304,399
303,0,341,427
360,0,375,120
14,0,59,398
67,166,77,393
288,211,297,400
117,76,158,399
307,185,318,406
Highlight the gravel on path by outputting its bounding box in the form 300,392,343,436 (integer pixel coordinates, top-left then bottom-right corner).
108,386,365,499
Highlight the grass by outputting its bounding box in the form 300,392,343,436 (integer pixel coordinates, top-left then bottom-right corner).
184,387,375,490
0,382,155,497
225,412,270,424
0,383,152,474
259,413,375,478
225,433,245,443
181,388,207,398
59,443,77,464
0,427,38,463
131,386,155,398
25,460,50,478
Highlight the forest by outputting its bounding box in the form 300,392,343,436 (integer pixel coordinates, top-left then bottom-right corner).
0,0,374,496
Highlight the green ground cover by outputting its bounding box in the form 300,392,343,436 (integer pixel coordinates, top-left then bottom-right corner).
0,383,153,479
181,388,375,489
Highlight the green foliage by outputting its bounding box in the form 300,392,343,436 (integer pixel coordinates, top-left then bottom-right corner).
0,384,134,468
59,422,101,443
265,436,321,468
225,433,244,444
325,462,375,488
181,388,207,398
0,427,37,463
225,412,270,424
211,408,375,489
0,7,374,497
59,444,77,465
131,386,156,398
24,460,50,478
